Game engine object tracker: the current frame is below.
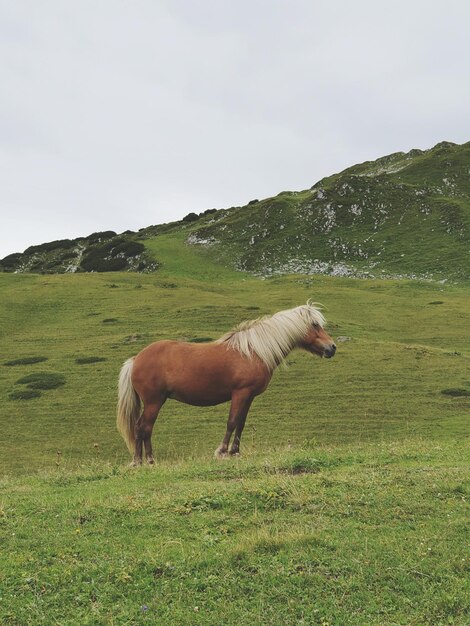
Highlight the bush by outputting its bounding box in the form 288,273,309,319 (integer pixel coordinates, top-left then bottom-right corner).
9,389,42,400
0,253,23,269
79,237,144,272
182,212,199,222
85,231,117,244
4,356,48,366
80,253,127,272
112,241,145,256
24,239,76,254
16,372,66,390
60,249,79,261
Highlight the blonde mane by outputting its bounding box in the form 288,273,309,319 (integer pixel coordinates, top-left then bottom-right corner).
215,302,326,371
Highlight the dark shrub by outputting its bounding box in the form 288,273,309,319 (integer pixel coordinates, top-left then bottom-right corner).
24,239,76,254
441,388,470,397
75,356,107,364
4,356,48,366
9,389,42,400
112,241,145,256
80,254,127,272
43,259,64,270
182,212,199,222
200,208,217,216
1,253,23,269
30,260,46,272
60,249,78,260
86,231,117,243
79,236,144,272
16,372,66,390
248,199,259,205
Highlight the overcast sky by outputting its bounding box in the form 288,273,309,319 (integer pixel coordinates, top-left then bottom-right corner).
1,0,469,258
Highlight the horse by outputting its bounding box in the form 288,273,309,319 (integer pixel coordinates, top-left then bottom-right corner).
117,302,336,465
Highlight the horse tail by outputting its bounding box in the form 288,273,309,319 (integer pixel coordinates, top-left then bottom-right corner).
117,357,140,453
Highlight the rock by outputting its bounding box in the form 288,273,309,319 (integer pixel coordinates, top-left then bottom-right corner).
336,336,351,343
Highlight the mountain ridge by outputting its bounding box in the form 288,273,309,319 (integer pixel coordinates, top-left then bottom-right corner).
2,140,469,280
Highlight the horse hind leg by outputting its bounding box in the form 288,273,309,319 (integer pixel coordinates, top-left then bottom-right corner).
133,397,165,466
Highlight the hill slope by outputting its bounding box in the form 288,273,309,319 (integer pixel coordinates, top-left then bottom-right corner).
185,141,470,280
1,140,469,280
1,269,468,475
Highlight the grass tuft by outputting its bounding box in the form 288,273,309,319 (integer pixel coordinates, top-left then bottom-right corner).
75,356,107,364
4,356,48,366
440,388,470,397
15,372,66,390
8,388,42,400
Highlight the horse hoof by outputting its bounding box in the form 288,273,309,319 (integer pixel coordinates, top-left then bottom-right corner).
214,448,228,460
146,457,155,465
129,460,141,468
229,450,240,457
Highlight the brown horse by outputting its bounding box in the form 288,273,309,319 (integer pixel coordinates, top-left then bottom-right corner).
117,302,336,465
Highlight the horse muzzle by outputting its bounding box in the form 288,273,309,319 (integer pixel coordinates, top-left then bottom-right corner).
323,344,336,359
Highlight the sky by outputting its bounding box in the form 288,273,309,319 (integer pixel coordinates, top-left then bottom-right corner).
1,0,470,258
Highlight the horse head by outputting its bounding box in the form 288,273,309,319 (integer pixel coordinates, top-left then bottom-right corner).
300,323,336,359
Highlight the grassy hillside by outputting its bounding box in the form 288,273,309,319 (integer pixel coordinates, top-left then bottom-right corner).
186,141,470,280
1,440,469,625
1,245,468,475
1,211,469,624
2,141,469,281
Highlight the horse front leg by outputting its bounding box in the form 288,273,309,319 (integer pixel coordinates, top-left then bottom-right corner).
215,391,253,459
132,397,165,466
229,410,250,456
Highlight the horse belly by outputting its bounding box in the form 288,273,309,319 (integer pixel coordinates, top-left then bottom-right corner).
167,378,233,407
167,362,237,406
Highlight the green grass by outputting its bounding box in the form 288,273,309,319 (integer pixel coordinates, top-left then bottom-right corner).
0,440,468,625
4,356,48,366
0,268,468,474
0,250,469,624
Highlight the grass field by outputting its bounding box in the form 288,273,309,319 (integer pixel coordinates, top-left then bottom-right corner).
1,440,468,625
0,239,469,624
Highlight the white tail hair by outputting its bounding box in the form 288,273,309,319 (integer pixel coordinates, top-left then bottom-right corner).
116,357,141,453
